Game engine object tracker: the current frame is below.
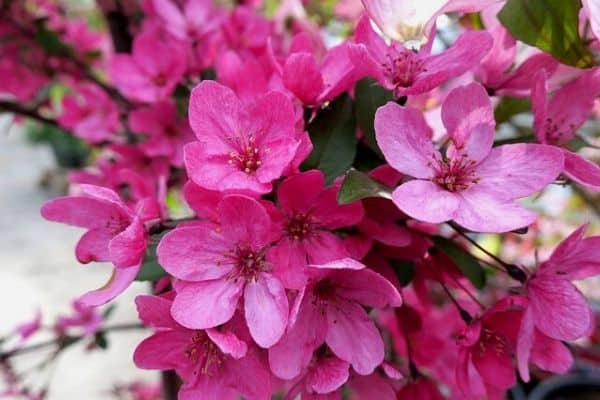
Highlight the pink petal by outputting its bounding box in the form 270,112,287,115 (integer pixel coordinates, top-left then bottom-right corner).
78,265,140,307
330,268,402,308
375,103,437,179
41,196,126,230
311,184,365,229
222,346,273,400
277,170,325,214
307,357,350,394
305,231,351,264
133,330,191,370
583,0,600,40
219,195,274,248
75,228,112,263
531,70,549,143
188,80,240,143
471,337,516,391
530,330,573,374
325,299,384,375
392,180,460,224
516,305,534,382
543,225,600,280
244,273,289,348
157,223,233,281
283,52,324,105
109,217,147,268
528,276,592,340
268,238,309,290
474,143,564,201
308,258,366,271
151,0,186,39
319,42,362,102
182,181,222,221
206,328,248,359
135,295,178,329
563,150,600,191
501,53,558,97
347,372,396,400
171,279,244,329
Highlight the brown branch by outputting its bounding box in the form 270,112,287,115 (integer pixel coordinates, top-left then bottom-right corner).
0,100,58,127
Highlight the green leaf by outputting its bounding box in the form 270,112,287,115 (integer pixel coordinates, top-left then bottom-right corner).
303,94,357,184
35,21,73,56
498,0,594,68
431,236,486,289
354,78,393,157
135,243,167,281
494,96,531,124
390,260,415,287
94,331,109,350
337,169,392,204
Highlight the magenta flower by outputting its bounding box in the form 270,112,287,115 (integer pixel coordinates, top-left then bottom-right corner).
583,0,600,41
375,82,564,233
184,80,301,194
532,69,600,191
157,195,288,348
517,224,600,380
150,0,222,42
133,295,271,400
58,83,119,143
55,301,103,337
285,355,350,399
349,16,492,98
269,170,364,289
108,28,186,103
41,184,148,306
268,259,401,379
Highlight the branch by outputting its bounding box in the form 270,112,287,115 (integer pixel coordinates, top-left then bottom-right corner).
0,100,59,127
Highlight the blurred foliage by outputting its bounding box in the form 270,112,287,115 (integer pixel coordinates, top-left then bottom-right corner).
25,122,90,169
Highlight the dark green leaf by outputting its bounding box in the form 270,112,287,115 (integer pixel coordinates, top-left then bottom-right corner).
354,78,393,157
494,96,531,124
432,236,486,289
337,169,392,204
135,243,167,281
303,94,357,184
498,0,594,68
94,331,109,350
35,22,72,56
390,260,415,287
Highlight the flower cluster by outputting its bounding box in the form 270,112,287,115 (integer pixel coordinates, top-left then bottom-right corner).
2,0,600,399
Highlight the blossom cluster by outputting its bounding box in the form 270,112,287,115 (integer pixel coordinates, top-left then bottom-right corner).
2,0,600,399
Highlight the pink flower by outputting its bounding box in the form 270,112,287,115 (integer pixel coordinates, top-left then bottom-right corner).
13,310,42,346
58,83,120,143
184,81,300,194
268,259,401,379
269,170,364,289
150,0,222,42
285,355,350,399
517,224,600,380
583,0,600,41
133,295,271,400
129,100,194,167
396,377,444,400
108,29,186,103
349,16,493,98
375,82,564,232
41,184,148,306
532,69,600,191
157,195,288,348
55,301,103,337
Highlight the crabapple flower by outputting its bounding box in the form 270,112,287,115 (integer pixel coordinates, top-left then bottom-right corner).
375,82,564,232
361,0,500,44
150,0,222,42
41,184,148,306
58,83,119,143
532,69,600,191
285,354,350,399
517,224,600,380
350,16,493,98
109,29,186,103
133,295,271,400
184,80,300,194
55,301,103,337
269,170,364,289
269,259,402,378
583,0,600,41
157,195,288,348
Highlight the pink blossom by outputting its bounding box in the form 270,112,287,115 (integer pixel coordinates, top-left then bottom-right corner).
150,0,222,42
108,29,186,103
269,259,401,379
517,224,600,379
58,83,120,143
532,69,600,191
349,16,493,98
129,100,194,167
133,295,271,400
13,310,42,345
375,82,564,232
583,0,600,41
285,355,350,399
55,301,103,337
396,378,444,400
41,184,148,306
157,195,288,348
184,81,300,194
269,170,364,289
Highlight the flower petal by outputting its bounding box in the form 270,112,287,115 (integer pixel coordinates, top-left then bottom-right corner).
392,180,460,224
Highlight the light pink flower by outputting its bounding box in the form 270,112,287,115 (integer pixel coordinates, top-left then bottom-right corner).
583,0,600,41
269,259,401,379
55,301,103,337
375,82,564,232
150,0,222,42
157,195,288,348
532,69,600,191
517,224,600,380
108,28,186,103
133,295,271,400
41,184,148,306
13,310,42,346
269,170,364,289
58,83,119,143
184,81,300,194
350,16,493,98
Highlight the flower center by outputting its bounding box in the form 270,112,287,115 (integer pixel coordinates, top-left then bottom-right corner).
228,136,262,174
478,328,508,357
434,156,479,192
382,48,425,89
312,279,337,303
543,117,573,145
153,73,168,87
286,212,313,240
226,245,266,282
184,331,225,376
